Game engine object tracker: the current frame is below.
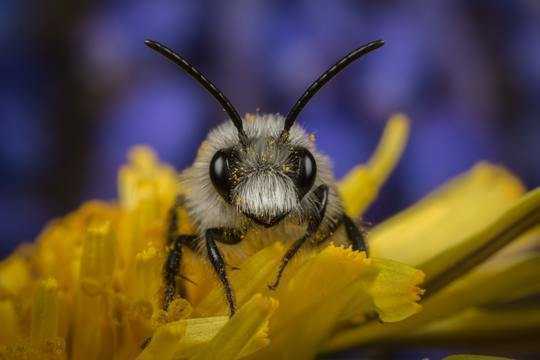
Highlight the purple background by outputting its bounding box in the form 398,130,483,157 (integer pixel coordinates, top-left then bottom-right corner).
2,2,539,257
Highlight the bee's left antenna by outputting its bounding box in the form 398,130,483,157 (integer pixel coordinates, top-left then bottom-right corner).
145,39,248,145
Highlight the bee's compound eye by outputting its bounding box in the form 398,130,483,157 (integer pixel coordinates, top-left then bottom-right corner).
210,149,232,199
294,148,317,198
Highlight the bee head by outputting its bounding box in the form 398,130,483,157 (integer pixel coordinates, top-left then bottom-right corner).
145,38,385,228
209,128,317,226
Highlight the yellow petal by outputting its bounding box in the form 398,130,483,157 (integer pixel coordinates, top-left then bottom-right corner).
194,243,283,316
132,245,163,308
369,163,528,275
34,201,115,292
323,187,539,351
117,146,180,268
172,316,229,358
180,249,219,307
253,245,422,359
0,254,32,297
338,114,409,218
415,307,540,344
0,300,20,344
137,314,232,359
192,294,277,360
136,321,187,360
79,216,116,284
472,228,540,304
140,316,233,359
422,188,539,292
0,338,66,360
369,258,424,322
31,278,59,346
402,249,540,344
0,251,33,344
2,278,65,358
324,233,540,351
118,145,178,213
72,214,117,360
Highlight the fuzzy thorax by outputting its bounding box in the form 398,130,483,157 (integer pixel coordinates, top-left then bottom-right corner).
180,113,343,246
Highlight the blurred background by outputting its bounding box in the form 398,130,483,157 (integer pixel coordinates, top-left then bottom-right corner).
1,2,539,264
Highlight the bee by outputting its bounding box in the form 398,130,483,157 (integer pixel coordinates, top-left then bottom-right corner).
145,38,384,316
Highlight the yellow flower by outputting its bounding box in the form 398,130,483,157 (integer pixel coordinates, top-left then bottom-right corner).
0,114,538,359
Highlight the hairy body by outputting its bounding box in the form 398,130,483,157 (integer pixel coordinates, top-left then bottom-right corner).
164,114,366,316
182,113,342,249
143,38,383,317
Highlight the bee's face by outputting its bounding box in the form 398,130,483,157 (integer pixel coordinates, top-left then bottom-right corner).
209,137,317,227
148,39,383,235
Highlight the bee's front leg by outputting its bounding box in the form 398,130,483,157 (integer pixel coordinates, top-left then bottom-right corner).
162,195,199,310
163,234,197,309
268,184,329,290
205,228,242,317
341,214,368,252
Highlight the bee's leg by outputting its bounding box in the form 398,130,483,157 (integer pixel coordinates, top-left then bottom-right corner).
144,197,196,349
145,233,195,351
163,234,197,310
166,195,185,245
341,214,368,252
162,195,198,310
268,184,329,290
205,228,242,317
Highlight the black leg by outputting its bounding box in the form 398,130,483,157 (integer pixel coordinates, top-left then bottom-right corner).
166,195,184,245
342,214,368,252
163,234,197,310
205,228,240,317
162,195,198,310
268,184,329,290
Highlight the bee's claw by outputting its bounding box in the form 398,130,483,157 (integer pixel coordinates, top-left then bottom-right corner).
140,336,152,349
267,282,277,291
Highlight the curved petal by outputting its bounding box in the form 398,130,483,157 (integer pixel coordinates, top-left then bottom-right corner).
339,114,409,218
192,294,277,360
369,164,528,274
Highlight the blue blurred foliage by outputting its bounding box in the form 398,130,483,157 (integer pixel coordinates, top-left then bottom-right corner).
1,1,539,260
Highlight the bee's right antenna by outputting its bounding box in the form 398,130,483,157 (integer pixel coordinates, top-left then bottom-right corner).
145,39,248,146
280,39,385,140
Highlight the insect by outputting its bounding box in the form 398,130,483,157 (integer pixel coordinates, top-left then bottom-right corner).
145,38,384,317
